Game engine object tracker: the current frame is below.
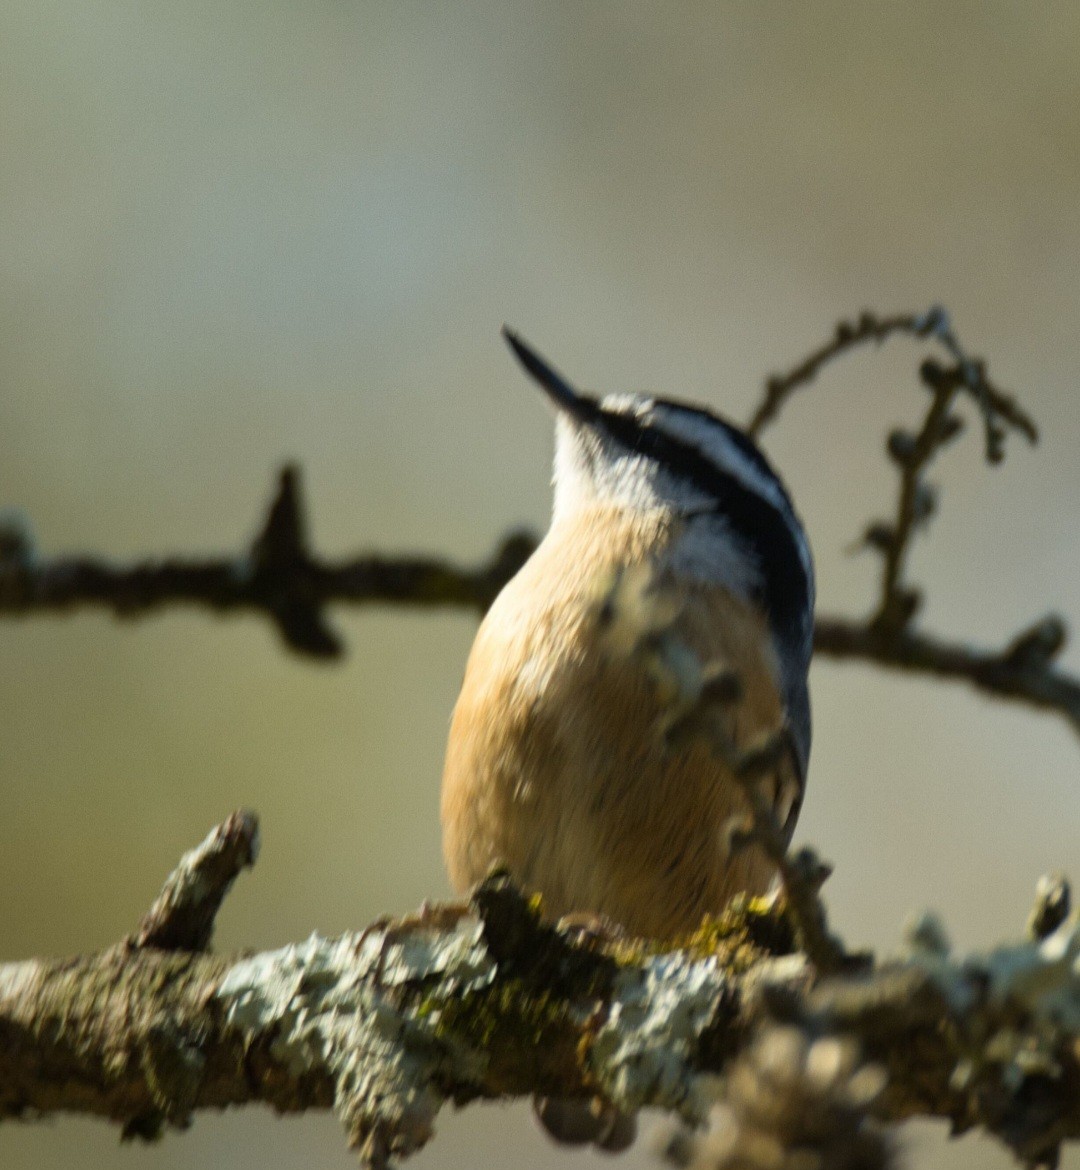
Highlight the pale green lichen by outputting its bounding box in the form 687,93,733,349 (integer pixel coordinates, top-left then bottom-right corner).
0,960,41,1007
903,897,1080,1156
592,952,733,1122
904,906,1080,1028
216,917,497,1157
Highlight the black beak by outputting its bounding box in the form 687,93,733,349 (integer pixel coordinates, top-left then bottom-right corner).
502,328,597,425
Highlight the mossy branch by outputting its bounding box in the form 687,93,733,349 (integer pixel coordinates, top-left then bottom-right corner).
2,814,1079,1168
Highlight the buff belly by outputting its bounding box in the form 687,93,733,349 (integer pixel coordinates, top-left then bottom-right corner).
440,507,793,940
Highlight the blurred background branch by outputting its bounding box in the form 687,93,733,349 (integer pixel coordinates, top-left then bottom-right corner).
3,310,1074,737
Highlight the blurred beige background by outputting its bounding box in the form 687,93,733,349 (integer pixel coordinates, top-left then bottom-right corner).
2,4,1079,1168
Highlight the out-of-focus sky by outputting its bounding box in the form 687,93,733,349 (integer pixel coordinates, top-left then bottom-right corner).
2,4,1079,1169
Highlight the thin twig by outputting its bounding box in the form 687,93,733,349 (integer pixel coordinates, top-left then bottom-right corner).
749,309,936,435
722,731,848,975
748,307,1038,456
874,361,964,631
751,307,1038,637
747,305,1072,746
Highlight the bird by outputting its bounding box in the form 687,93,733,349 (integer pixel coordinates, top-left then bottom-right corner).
440,330,814,1147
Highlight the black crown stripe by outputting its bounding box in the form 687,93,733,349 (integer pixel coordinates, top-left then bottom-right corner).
592,403,812,663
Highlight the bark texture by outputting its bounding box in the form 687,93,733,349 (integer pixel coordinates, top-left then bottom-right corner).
1,816,1079,1168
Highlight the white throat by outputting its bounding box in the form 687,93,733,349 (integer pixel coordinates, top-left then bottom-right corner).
551,415,764,603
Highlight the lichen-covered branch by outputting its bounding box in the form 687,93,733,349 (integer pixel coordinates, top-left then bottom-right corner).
131,808,260,952
2,815,1080,1168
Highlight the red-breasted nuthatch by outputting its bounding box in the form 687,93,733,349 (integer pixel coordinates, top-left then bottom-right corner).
442,330,814,937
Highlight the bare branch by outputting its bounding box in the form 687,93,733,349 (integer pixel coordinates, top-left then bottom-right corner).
2,816,1080,1168
5,481,1080,739
0,469,535,657
3,308,1078,747
747,306,1037,455
813,616,1080,736
752,308,1037,638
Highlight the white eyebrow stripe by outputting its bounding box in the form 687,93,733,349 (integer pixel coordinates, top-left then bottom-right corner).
648,403,791,514
670,405,812,585
599,394,813,587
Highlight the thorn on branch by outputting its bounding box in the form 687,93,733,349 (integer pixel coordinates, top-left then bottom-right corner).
252,465,309,566
250,466,343,658
886,430,917,467
853,523,895,556
0,508,36,567
132,809,260,952
1004,617,1069,671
